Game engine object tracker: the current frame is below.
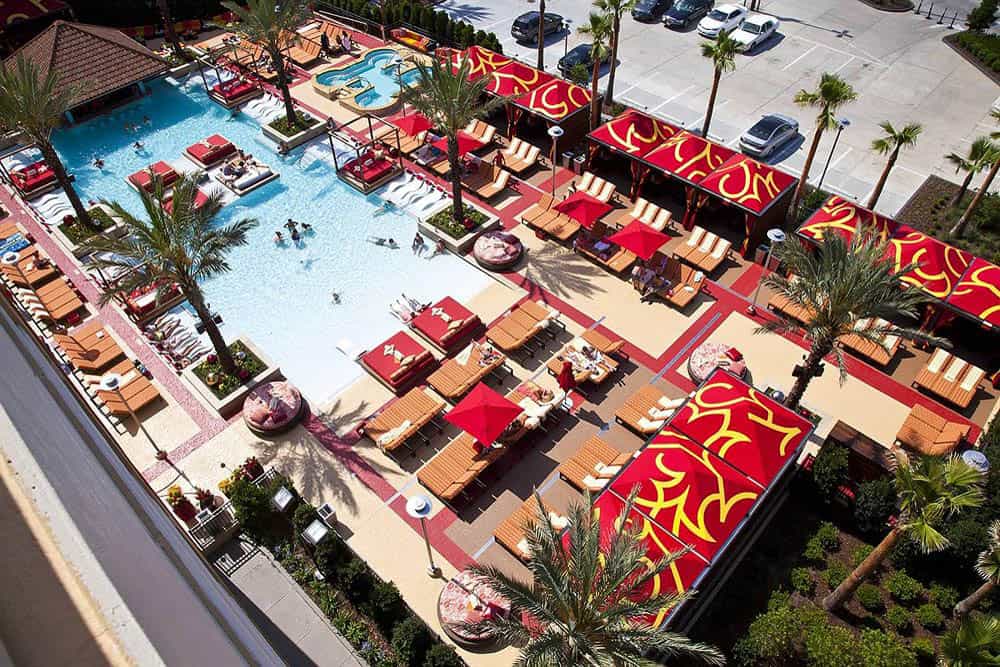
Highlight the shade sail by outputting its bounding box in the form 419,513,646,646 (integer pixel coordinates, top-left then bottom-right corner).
445,383,522,445
393,113,432,136
796,195,899,245
485,60,554,97
514,78,591,122
607,220,670,261
432,131,484,157
590,491,708,628
670,368,812,488
554,191,613,228
609,430,760,560
460,45,512,81
588,109,681,158
641,131,736,186
885,225,973,300
947,257,1000,328
697,154,796,216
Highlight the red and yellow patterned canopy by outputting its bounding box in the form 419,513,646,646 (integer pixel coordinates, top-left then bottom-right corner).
698,154,797,216
458,46,513,81
947,257,1000,328
797,195,898,245
588,109,681,157
641,131,735,186
485,60,554,97
885,224,973,300
670,369,812,487
513,78,591,121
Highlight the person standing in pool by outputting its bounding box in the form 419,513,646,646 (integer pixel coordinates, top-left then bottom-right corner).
284,219,297,232
412,232,425,255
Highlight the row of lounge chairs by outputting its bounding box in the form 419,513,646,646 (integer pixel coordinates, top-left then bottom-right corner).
615,384,688,435
574,171,616,204
545,336,620,387
895,404,970,456
673,225,731,275
574,221,637,274
3,238,86,326
485,299,564,356
913,348,985,410
520,194,581,241
461,163,511,201
500,138,542,175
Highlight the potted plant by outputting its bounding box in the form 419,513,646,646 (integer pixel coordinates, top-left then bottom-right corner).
167,485,197,522
195,487,215,510
243,456,264,479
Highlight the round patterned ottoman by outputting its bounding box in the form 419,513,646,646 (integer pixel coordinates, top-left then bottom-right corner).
243,381,306,435
687,341,747,384
473,230,523,271
437,569,510,649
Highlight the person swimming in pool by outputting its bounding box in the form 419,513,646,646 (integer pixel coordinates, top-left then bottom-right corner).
367,236,397,248
92,157,104,169
331,290,341,304
284,219,297,231
291,228,301,242
142,115,151,126
301,222,313,232
133,141,144,151
274,231,284,243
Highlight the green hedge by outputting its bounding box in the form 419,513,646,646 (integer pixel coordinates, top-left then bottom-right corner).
967,0,999,30
955,30,1000,73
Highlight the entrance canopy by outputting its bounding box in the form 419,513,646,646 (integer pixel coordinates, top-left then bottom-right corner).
513,77,591,122
698,154,797,217
588,109,680,157
641,131,736,187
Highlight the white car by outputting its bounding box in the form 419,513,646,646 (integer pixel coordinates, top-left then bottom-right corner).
697,4,748,38
730,14,780,52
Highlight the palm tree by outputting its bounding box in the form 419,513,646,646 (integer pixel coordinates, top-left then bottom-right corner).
699,30,738,139
945,136,998,210
786,73,858,221
156,0,184,60
952,109,1000,237
577,12,612,129
594,0,636,111
761,231,936,410
954,521,1000,618
468,491,725,665
823,454,984,611
0,56,93,228
222,0,309,129
940,614,1000,666
867,121,922,210
81,174,258,374
399,58,505,225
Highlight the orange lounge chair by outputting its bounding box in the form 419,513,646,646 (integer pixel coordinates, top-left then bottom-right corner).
16,279,84,323
427,342,506,401
494,495,568,561
501,138,541,175
895,404,970,456
0,245,58,288
580,328,625,356
913,349,985,409
615,384,687,435
649,255,703,310
546,342,619,386
839,317,902,367
81,357,160,417
53,320,126,373
574,222,638,274
361,387,445,454
558,435,633,492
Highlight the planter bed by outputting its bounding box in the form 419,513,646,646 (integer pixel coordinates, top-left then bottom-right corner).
262,111,326,153
182,336,281,417
53,205,125,258
418,201,500,254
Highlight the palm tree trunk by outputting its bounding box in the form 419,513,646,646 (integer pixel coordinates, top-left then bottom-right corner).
447,135,464,223
604,16,620,110
787,124,826,223
589,58,602,129
701,68,721,138
867,147,899,210
537,0,546,71
954,580,994,618
823,527,901,611
156,0,184,60
187,284,236,374
271,46,299,129
784,337,831,410
951,170,975,208
952,158,999,237
37,141,92,229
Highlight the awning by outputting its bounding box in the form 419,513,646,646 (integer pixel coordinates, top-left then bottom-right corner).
641,131,736,186
513,78,591,122
588,109,680,157
459,45,512,81
885,224,973,300
485,59,554,97
697,154,796,216
444,383,522,445
796,195,898,245
946,257,1000,328
607,220,671,261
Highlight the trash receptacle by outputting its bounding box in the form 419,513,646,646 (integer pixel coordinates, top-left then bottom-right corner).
755,244,769,265
561,151,574,169
573,154,587,174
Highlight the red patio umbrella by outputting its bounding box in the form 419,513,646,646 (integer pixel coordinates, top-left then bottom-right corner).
556,360,577,392
554,191,613,229
606,220,670,261
444,383,523,445
432,131,484,157
393,113,432,136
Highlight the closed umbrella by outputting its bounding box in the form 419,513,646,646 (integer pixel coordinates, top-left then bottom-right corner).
444,383,523,446
554,192,613,229
432,131,485,157
556,360,577,392
606,220,670,261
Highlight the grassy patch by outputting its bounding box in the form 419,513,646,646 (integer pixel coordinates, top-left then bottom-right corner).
267,111,320,137
58,206,115,245
192,340,266,399
425,205,489,239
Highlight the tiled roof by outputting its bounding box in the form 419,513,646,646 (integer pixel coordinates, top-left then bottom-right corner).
7,20,168,108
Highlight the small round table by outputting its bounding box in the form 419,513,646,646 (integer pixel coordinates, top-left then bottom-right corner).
437,570,510,649
687,341,747,384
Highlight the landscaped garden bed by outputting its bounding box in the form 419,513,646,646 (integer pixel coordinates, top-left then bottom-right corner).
419,203,500,253
183,337,281,417
54,205,123,257
262,111,326,153
945,30,1000,84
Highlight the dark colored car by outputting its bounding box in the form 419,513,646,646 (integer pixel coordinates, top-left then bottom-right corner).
557,44,610,78
511,12,564,44
663,0,713,29
632,0,672,22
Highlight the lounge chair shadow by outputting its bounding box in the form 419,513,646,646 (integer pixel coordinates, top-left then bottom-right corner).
520,243,606,300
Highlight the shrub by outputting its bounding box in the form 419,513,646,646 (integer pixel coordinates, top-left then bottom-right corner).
812,443,849,501
928,583,959,612
292,502,317,535
910,637,935,662
336,558,374,605
791,567,816,596
422,644,463,667
366,580,405,634
942,518,989,575
858,629,917,667
391,616,432,667
854,478,897,533
228,477,277,544
815,522,841,550
955,31,1000,73
314,536,350,577
968,0,999,31
852,544,875,567
856,583,885,612
914,603,944,631
803,538,827,563
822,561,850,588
733,596,821,666
885,605,912,633
804,623,859,667
886,571,924,606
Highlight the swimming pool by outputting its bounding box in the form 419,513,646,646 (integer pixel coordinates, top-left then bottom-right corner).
51,77,491,404
313,48,421,111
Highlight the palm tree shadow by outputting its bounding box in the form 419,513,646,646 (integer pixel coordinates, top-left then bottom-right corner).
440,3,494,23
520,244,606,300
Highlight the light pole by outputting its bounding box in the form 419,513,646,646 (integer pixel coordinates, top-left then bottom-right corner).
747,228,786,315
547,125,564,196
816,118,850,195
100,372,166,460
406,494,440,577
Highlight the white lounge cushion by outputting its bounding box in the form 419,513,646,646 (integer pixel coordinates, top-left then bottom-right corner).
637,416,665,433
960,367,985,392
944,358,967,382
927,348,950,373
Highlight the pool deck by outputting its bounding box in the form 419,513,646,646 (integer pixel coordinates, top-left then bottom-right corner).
5,21,999,666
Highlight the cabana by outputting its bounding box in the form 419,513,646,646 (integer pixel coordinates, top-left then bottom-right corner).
510,77,595,151
326,115,404,194
796,195,898,245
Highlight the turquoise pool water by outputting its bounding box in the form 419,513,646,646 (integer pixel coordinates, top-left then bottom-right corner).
315,48,421,109
51,77,491,403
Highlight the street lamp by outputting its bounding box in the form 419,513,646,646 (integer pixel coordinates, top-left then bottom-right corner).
547,125,564,196
747,228,786,315
100,372,165,460
816,118,850,195
405,494,440,577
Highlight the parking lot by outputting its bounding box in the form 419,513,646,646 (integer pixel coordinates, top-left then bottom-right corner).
439,0,997,215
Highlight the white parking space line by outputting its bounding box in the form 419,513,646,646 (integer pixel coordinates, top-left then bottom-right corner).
480,13,519,30
791,34,885,66
781,45,818,72
828,146,853,172
663,84,696,104
832,55,855,75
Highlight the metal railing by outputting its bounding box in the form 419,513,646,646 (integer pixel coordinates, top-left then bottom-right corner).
189,467,281,555
913,1,966,27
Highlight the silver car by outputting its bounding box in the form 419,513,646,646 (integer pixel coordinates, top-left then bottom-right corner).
739,114,798,158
